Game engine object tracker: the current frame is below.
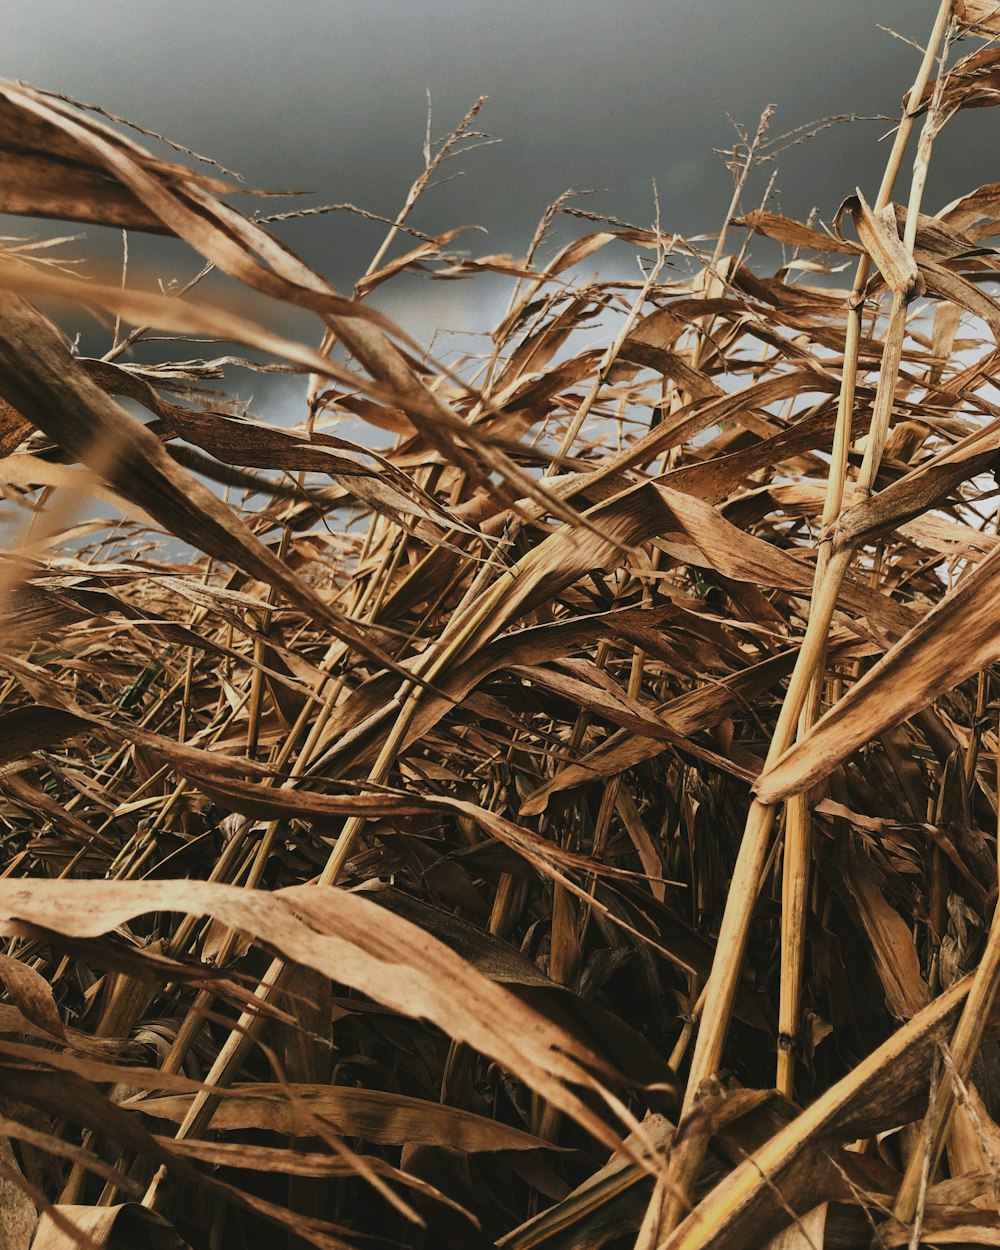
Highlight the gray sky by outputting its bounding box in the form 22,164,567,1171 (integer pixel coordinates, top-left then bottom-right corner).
5,2,995,344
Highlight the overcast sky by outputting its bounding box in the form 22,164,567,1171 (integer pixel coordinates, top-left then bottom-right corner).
5,2,995,346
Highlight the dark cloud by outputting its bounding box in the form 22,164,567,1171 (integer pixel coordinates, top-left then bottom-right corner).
4,2,992,326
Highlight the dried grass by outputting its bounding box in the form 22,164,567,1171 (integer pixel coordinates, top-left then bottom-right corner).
2,8,1000,1248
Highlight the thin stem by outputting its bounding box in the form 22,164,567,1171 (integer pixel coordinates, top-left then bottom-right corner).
654,2,956,1233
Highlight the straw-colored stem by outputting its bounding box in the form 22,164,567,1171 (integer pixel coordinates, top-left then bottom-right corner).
775,0,954,1101
894,898,1000,1225
776,776,816,1096
143,528,511,1213
654,5,955,1232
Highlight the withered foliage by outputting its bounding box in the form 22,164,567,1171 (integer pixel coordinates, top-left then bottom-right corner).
3,8,1000,1249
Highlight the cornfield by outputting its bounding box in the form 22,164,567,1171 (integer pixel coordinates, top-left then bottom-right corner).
4,3,1000,1247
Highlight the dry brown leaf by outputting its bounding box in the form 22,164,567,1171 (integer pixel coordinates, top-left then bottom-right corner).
835,190,922,298
907,45,1000,115
838,851,929,1020
734,210,858,255
759,1204,829,1250
0,952,67,1043
756,538,1000,803
125,1083,562,1153
0,1138,36,1250
0,295,415,678
664,976,985,1249
0,398,32,457
0,879,628,1154
939,181,1000,234
957,0,1000,36
31,1203,191,1250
